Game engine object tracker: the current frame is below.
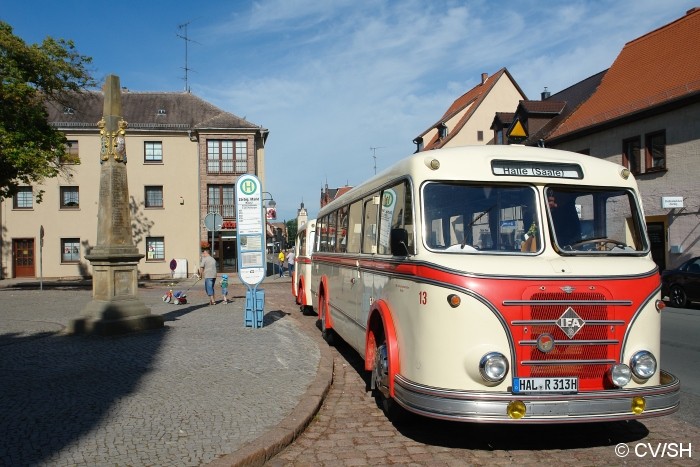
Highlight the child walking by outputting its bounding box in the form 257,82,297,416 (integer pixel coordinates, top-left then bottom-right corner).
221,274,230,304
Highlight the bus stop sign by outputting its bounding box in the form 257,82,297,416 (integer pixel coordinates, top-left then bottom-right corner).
235,175,266,287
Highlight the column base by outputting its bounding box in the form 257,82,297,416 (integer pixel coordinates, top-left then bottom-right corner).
71,297,164,336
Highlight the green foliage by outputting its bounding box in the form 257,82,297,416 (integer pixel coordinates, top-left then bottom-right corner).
0,21,94,200
286,218,298,246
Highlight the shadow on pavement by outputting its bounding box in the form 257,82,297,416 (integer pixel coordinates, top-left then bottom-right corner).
161,302,210,321
395,417,650,451
318,320,652,452
263,309,290,325
0,327,167,465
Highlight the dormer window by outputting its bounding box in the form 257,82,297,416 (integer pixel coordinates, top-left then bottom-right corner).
437,122,447,139
63,107,75,115
157,109,166,116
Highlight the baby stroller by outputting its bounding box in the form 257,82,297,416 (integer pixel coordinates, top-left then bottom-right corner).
162,276,200,305
162,289,189,305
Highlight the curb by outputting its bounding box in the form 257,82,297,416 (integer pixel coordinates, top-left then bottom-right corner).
206,312,334,467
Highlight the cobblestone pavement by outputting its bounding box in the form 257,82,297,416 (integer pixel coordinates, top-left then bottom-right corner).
270,312,700,466
0,277,324,467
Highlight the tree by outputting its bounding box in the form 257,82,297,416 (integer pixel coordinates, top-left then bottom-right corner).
0,21,95,201
286,218,298,248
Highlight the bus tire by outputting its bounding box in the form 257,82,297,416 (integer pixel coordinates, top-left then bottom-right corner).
372,341,411,424
320,299,335,345
297,283,304,308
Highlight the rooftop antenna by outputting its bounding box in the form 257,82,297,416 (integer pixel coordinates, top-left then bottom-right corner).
370,146,385,174
177,21,199,92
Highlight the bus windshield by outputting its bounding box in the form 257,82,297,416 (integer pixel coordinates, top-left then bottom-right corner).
423,182,540,254
546,186,647,254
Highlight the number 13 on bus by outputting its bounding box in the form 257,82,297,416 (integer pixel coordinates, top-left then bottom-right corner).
301,145,679,423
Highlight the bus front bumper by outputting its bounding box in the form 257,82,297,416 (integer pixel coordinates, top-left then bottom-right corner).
393,370,680,423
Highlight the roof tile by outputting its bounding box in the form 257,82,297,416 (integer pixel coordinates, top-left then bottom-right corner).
551,8,700,138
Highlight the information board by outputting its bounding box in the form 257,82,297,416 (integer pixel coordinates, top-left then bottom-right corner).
235,174,266,287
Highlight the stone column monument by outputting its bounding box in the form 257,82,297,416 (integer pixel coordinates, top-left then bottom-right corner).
71,75,163,335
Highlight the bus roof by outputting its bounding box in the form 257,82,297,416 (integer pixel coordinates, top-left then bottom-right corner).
319,145,636,213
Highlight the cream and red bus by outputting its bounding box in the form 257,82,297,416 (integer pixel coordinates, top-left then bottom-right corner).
293,218,316,311
310,145,679,423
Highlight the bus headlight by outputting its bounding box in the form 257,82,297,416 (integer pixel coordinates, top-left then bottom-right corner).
609,363,632,387
479,352,509,383
630,351,657,380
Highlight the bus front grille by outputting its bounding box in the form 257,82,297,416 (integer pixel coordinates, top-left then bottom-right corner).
509,292,624,390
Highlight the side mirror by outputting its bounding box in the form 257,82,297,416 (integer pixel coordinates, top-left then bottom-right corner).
390,228,410,257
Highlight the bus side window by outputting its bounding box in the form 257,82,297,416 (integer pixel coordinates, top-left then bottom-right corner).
347,201,362,254
403,184,414,254
336,205,349,253
362,194,380,254
378,181,411,255
317,216,327,252
328,211,337,252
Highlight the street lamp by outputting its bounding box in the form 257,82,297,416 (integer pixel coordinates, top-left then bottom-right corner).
263,191,276,220
262,191,278,255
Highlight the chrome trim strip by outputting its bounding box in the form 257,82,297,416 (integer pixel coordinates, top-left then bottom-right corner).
503,300,633,306
511,319,625,325
521,359,616,365
519,339,618,346
392,370,680,423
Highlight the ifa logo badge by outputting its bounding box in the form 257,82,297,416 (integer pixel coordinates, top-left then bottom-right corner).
557,306,585,338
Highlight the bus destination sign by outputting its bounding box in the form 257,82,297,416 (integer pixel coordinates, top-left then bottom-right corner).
491,160,583,179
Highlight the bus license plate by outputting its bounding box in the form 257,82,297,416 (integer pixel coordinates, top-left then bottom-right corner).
513,377,578,393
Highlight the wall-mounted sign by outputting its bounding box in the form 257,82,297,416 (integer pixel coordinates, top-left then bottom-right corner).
661,196,684,209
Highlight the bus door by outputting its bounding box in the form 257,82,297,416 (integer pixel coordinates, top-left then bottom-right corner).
355,194,380,349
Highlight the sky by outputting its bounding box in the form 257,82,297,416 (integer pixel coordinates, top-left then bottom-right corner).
1,0,695,222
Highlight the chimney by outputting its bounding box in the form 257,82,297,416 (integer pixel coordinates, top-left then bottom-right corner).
541,87,551,100
481,73,488,84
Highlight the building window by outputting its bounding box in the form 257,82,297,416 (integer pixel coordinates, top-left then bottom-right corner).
60,140,80,164
207,140,232,173
622,137,641,175
144,141,163,163
145,186,164,208
146,237,165,260
60,186,79,208
61,238,80,263
13,187,33,209
234,140,247,172
477,130,484,142
207,185,235,218
207,140,247,174
646,131,666,172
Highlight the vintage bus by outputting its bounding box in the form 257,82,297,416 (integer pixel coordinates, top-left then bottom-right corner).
293,218,316,311
310,145,680,423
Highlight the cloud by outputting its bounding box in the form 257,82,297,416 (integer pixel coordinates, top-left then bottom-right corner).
194,0,689,219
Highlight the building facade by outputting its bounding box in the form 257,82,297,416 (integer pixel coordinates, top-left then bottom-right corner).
1,90,268,279
413,68,527,151
543,8,700,270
